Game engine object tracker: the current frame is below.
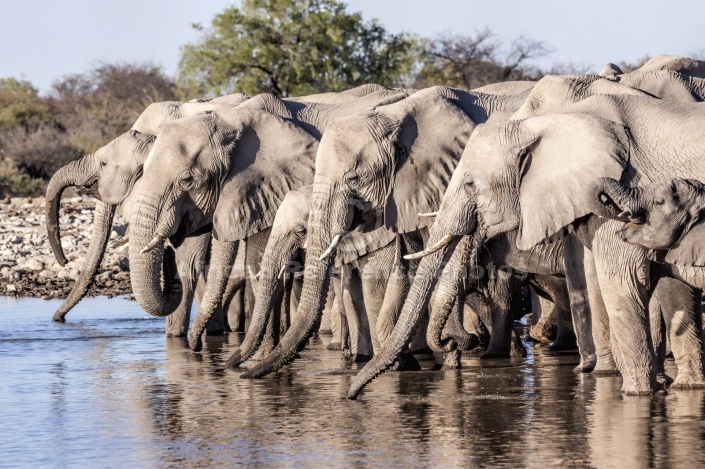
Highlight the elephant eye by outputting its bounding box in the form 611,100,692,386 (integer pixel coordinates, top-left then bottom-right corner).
179,172,195,190
464,176,474,189
345,172,361,187
654,197,665,206
294,225,307,236
100,160,107,167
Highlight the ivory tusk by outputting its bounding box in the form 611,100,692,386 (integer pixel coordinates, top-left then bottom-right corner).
140,235,166,254
111,236,129,250
418,211,440,218
319,233,343,261
253,271,261,280
403,234,455,260
277,264,287,279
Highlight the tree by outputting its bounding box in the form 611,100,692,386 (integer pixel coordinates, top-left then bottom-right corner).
414,29,553,90
177,0,417,98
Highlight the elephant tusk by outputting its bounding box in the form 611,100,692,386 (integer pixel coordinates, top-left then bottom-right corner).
617,210,632,219
277,264,287,279
253,271,261,280
111,236,129,250
140,235,166,254
418,211,440,218
319,233,343,261
404,234,455,260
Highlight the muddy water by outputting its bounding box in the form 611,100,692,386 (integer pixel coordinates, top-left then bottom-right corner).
1,296,704,468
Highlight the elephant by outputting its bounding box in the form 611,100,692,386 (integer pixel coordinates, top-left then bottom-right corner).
224,184,448,370
238,82,540,380
125,88,409,352
350,92,705,398
45,96,249,334
589,176,705,388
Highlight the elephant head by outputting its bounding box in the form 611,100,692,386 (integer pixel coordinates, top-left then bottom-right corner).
590,177,705,266
129,108,318,317
45,100,246,322
240,86,488,378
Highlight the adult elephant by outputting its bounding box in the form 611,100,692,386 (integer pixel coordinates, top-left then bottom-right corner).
349,93,705,398
126,89,409,351
45,97,248,334
238,82,538,379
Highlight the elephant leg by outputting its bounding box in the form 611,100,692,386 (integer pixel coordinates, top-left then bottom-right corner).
223,239,247,332
529,287,557,343
532,275,576,351
563,236,597,372
463,292,490,351
358,245,395,355
583,246,620,376
166,232,210,337
655,277,705,389
319,291,333,336
328,273,346,352
290,275,302,323
482,270,522,359
341,265,373,362
649,286,670,385
592,227,657,395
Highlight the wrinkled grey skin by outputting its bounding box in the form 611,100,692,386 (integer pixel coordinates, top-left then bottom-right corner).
241,83,537,379
347,60,705,398
226,185,439,371
126,88,408,352
590,176,705,388
45,97,248,334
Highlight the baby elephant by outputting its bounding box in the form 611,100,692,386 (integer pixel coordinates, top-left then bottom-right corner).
590,177,705,261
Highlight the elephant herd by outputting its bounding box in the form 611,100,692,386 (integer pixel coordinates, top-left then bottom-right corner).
45,54,705,399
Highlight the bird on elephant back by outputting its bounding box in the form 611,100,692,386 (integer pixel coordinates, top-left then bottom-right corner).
347,81,705,399
44,85,398,337
125,86,412,352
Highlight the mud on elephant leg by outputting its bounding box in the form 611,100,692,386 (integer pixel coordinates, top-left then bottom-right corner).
655,277,705,389
592,228,658,395
583,246,620,376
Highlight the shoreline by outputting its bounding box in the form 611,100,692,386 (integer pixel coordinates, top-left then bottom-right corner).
1,196,132,300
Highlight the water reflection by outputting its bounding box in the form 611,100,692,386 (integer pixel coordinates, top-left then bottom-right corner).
1,297,705,468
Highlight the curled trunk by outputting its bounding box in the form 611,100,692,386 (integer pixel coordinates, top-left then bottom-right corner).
129,196,183,316
45,156,97,266
590,177,642,220
346,231,459,399
52,202,116,322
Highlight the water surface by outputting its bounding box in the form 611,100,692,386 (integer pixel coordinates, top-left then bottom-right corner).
1,296,703,468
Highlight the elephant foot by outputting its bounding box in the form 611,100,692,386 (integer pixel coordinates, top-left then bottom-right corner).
354,354,373,363
620,377,660,396
670,374,705,389
318,329,333,336
166,330,187,338
529,322,556,343
52,313,67,323
591,358,620,376
574,356,597,373
327,342,342,351
657,372,674,387
390,352,422,371
510,340,527,358
342,348,352,359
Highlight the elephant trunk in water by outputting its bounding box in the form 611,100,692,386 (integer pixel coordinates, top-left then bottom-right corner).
45,154,98,266
426,236,477,354
52,202,116,322
346,228,465,399
240,196,334,379
590,177,643,221
225,239,291,368
129,194,183,317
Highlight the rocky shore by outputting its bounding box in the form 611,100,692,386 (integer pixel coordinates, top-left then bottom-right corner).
0,196,132,299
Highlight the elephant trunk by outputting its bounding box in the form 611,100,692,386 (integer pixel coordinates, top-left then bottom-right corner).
346,229,459,399
45,155,98,266
225,239,291,368
590,177,643,221
426,236,476,354
240,210,333,379
52,201,116,322
129,195,183,316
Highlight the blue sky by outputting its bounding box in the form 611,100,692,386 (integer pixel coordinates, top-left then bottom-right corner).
1,0,703,93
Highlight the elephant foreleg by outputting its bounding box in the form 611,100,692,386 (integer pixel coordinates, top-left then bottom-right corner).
341,265,373,362
482,270,523,359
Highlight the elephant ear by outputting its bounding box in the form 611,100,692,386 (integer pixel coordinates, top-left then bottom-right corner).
515,113,630,250
212,109,318,241
383,93,477,233
657,219,705,267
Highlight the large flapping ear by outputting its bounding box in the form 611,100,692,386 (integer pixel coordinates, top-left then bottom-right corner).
382,93,478,234
212,109,318,241
657,219,705,266
336,225,397,266
515,113,630,250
